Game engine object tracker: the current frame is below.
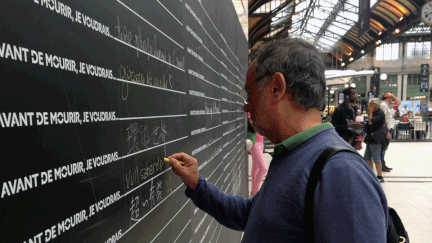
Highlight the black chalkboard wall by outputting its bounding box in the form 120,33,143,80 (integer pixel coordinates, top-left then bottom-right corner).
0,0,248,242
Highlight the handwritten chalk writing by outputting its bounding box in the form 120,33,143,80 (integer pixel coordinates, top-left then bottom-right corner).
130,196,140,224
1,173,39,198
186,25,202,44
34,0,74,22
205,102,220,115
114,16,185,69
85,152,119,171
0,43,29,62
118,66,175,90
191,127,206,135
195,214,207,234
125,121,168,155
78,10,110,36
156,180,163,201
57,210,88,236
0,112,34,128
187,47,203,62
125,158,164,190
94,191,121,213
105,229,122,243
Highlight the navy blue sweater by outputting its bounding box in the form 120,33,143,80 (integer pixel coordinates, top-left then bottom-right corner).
186,128,388,242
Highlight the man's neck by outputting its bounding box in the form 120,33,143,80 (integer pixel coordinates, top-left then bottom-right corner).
275,111,322,144
345,100,352,109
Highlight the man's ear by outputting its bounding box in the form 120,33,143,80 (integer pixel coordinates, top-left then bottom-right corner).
270,72,287,101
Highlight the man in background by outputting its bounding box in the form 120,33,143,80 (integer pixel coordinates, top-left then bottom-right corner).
331,87,364,146
380,91,401,172
400,104,409,117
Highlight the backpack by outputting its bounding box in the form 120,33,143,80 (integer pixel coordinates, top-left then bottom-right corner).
305,146,409,243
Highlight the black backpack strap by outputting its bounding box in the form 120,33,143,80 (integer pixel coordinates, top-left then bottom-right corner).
305,146,360,240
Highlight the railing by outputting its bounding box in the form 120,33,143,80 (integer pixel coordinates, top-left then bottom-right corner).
391,117,432,142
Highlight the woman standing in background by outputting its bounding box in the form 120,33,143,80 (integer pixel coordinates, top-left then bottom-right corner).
248,113,267,196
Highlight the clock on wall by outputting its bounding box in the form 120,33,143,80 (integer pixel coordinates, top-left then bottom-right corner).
421,2,432,25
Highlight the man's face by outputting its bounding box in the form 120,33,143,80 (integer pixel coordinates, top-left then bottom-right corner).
349,90,357,103
243,61,268,135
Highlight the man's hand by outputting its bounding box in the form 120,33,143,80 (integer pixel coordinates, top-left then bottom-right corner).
387,132,392,139
167,153,200,191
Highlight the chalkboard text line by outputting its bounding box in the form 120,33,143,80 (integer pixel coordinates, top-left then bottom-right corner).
149,199,191,243
156,0,183,26
112,37,184,72
186,25,220,63
115,77,186,95
188,68,220,88
121,135,188,160
116,114,187,121
116,0,183,49
173,219,191,243
185,3,220,51
122,182,185,237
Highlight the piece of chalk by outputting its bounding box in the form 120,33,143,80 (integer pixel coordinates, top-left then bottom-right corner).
164,158,185,165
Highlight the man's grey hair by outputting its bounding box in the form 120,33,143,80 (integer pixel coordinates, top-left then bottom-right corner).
250,38,326,111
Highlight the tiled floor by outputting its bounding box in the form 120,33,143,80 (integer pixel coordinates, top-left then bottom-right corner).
248,141,432,242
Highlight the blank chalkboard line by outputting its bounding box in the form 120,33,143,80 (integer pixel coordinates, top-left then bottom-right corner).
112,37,184,72
173,218,191,243
196,0,245,73
121,135,188,160
122,182,185,237
220,61,236,78
188,68,220,88
187,46,220,76
156,0,183,26
116,0,184,49
116,114,187,121
114,77,186,94
149,199,191,243
220,73,236,87
185,3,220,52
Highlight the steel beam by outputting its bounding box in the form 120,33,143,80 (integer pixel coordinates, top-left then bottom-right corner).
314,0,347,45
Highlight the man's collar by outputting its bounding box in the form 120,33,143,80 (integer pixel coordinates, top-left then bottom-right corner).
269,123,333,157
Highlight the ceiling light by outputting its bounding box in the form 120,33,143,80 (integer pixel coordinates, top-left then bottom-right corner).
344,84,349,88
380,73,387,80
395,28,400,33
378,40,382,44
348,52,352,56
400,16,403,21
288,29,292,33
378,31,382,35
349,57,353,61
350,83,356,88
361,50,365,54
330,90,335,94
376,41,380,45
341,63,345,67
295,0,299,4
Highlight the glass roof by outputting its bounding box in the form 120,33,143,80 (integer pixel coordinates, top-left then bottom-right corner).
289,0,378,51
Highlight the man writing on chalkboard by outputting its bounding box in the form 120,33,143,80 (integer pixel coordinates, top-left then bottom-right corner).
167,38,388,242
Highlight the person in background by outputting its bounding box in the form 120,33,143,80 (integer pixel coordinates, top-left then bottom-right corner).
166,38,388,242
400,105,409,117
380,91,401,172
394,110,400,119
420,102,429,122
248,113,267,197
326,110,334,123
364,98,387,182
402,111,411,122
356,110,364,122
331,87,364,146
